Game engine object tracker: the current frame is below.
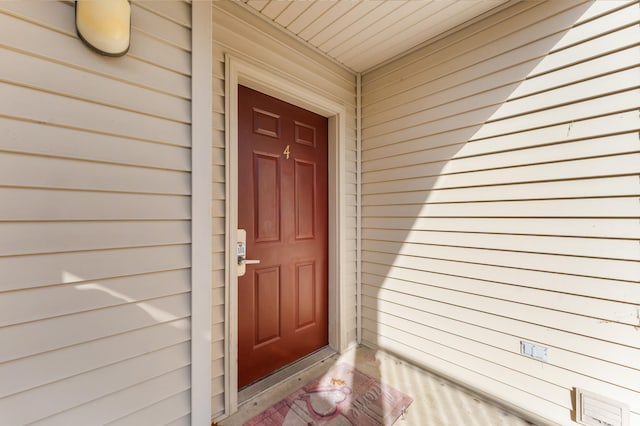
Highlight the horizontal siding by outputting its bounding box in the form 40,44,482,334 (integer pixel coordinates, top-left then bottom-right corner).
364,246,638,286
0,293,190,367
0,269,190,327
1,82,190,146
0,8,190,98
0,221,190,256
363,0,633,96
363,305,640,403
0,48,190,123
165,415,191,426
0,2,193,424
212,1,357,419
364,175,640,203
0,318,191,398
363,216,640,239
0,118,191,171
104,389,191,426
0,188,190,221
363,229,640,262
0,245,190,292
362,108,639,164
2,345,190,425
361,1,640,425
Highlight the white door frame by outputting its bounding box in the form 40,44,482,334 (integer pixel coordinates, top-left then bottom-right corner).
224,53,349,415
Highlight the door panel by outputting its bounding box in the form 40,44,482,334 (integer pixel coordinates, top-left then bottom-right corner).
238,85,328,388
294,159,316,239
254,266,281,346
254,153,280,242
295,261,316,329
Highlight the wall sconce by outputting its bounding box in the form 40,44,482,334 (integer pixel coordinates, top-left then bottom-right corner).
75,0,131,57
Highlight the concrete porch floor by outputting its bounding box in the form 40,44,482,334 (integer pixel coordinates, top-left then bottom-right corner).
218,346,542,426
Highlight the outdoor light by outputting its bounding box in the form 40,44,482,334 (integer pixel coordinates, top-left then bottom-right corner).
75,0,131,57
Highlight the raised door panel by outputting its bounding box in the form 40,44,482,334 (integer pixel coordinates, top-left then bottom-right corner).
295,261,316,330
254,266,281,347
294,159,316,240
254,153,280,242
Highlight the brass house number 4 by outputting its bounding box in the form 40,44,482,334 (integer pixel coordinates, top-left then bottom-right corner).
283,144,290,160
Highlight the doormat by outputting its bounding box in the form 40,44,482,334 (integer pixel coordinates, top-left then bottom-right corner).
244,362,413,425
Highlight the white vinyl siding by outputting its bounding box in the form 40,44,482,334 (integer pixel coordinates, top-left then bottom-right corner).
0,2,193,425
212,0,357,419
361,1,640,425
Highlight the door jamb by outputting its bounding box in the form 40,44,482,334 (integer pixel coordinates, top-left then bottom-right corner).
224,54,349,416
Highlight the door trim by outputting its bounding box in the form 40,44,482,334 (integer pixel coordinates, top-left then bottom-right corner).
224,54,349,416
190,2,212,424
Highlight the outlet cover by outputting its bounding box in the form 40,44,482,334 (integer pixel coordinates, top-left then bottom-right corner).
575,388,629,426
520,340,548,361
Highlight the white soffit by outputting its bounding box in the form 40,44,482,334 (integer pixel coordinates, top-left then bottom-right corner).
240,0,510,73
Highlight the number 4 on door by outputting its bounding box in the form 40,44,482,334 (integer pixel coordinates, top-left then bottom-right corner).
283,144,290,160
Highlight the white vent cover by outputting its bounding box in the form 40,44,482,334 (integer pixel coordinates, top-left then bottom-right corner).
575,388,629,426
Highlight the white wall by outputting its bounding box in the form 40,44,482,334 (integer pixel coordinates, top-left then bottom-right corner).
0,2,194,424
212,0,358,419
361,1,640,425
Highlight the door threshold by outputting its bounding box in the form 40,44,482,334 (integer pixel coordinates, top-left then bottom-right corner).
238,346,336,404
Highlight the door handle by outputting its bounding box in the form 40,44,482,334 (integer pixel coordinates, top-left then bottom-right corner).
237,229,260,276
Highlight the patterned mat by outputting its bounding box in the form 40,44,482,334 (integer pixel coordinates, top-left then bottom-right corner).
245,362,413,425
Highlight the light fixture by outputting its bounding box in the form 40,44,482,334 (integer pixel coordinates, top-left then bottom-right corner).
75,0,131,57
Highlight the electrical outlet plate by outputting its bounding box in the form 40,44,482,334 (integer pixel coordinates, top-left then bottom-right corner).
520,340,548,362
575,388,629,426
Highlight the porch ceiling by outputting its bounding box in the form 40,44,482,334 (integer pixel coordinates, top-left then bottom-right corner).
238,0,511,73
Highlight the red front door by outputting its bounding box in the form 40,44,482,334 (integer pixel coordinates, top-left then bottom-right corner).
237,85,328,388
